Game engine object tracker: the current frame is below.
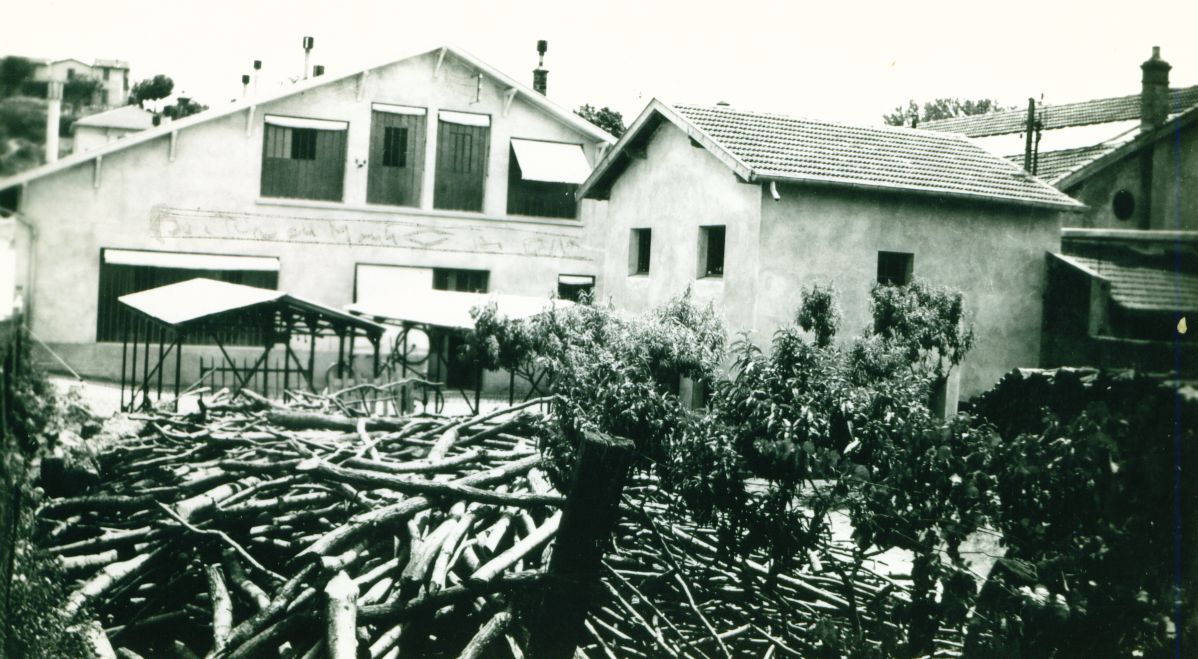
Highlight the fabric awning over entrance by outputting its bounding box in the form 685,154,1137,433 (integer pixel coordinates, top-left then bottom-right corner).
510,138,591,184
104,249,280,271
347,289,574,331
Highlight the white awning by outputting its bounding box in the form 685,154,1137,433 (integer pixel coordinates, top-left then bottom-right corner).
373,103,426,116
104,249,280,272
510,138,591,184
557,274,595,286
438,110,491,127
348,290,573,331
264,115,349,131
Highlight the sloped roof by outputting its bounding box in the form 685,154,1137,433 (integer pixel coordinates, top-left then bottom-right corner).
923,86,1198,137
120,278,385,335
1006,143,1122,184
73,105,155,131
580,100,1082,210
1,44,613,191
1053,253,1198,313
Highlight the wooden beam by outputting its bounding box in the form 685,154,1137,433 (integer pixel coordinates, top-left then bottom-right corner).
502,88,517,116
92,156,102,189
168,131,178,162
433,47,447,79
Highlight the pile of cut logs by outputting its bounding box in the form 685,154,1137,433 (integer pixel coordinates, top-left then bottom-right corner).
37,389,950,658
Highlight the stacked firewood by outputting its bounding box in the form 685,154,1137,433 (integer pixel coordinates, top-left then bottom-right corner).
38,391,558,658
38,390,945,658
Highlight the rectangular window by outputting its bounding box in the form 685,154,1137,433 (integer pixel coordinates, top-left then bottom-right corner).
630,229,652,275
877,251,914,285
433,268,489,293
261,116,349,201
700,225,726,277
96,249,279,344
290,128,318,160
632,230,651,276
367,105,426,207
506,139,590,219
557,274,595,302
434,111,490,212
382,127,408,167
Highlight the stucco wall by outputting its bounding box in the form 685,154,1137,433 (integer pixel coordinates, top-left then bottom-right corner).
1065,122,1197,230
15,49,606,380
757,185,1063,396
588,121,762,330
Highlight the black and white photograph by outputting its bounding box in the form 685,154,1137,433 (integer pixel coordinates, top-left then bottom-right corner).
0,1,1194,656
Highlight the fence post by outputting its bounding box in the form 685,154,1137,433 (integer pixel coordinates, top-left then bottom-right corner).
527,430,635,659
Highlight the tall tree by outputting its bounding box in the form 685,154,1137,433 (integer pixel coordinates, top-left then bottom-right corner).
0,57,34,98
883,97,1006,127
575,104,626,138
130,75,174,109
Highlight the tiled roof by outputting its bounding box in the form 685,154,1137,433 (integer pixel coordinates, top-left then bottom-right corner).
672,103,1080,209
1006,144,1121,183
1059,254,1198,312
922,86,1198,137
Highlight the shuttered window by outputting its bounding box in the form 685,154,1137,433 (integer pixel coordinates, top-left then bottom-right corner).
368,105,426,207
434,111,490,212
261,116,348,201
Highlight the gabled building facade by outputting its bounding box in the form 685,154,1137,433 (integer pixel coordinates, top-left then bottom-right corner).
0,45,612,383
580,101,1083,400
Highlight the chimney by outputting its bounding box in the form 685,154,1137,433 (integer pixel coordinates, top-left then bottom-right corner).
253,60,262,94
532,40,548,95
241,74,250,99
302,36,314,80
1141,46,1171,132
45,81,62,164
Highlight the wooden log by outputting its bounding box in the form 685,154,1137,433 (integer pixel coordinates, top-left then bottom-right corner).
469,511,561,584
39,494,157,518
65,550,157,617
459,610,513,659
299,460,564,508
221,563,316,653
324,571,358,659
358,570,543,623
206,564,233,652
60,549,120,576
527,431,635,659
265,409,408,432
222,548,271,610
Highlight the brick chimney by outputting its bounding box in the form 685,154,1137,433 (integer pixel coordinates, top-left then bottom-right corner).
1141,46,1171,132
532,40,548,95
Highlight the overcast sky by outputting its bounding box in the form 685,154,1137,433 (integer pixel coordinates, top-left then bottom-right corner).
6,0,1197,125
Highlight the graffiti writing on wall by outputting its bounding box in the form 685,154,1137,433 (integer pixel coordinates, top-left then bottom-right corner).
149,206,591,261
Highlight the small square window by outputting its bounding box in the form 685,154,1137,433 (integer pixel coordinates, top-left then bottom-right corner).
630,229,652,275
699,226,726,277
877,251,914,285
382,126,408,167
433,268,489,293
290,128,318,160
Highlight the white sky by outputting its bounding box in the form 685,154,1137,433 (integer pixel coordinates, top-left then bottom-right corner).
6,0,1198,125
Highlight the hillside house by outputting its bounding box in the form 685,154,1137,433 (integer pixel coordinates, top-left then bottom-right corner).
578,101,1083,402
71,105,155,153
0,44,613,389
29,57,131,108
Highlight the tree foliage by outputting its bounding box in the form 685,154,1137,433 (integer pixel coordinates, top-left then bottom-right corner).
130,74,174,108
883,97,1006,127
0,57,35,97
62,78,101,111
575,104,627,138
869,278,975,379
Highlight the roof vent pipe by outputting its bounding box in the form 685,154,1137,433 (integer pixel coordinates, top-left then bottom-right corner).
302,36,314,80
241,74,250,98
313,64,325,77
253,59,262,94
533,40,548,95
